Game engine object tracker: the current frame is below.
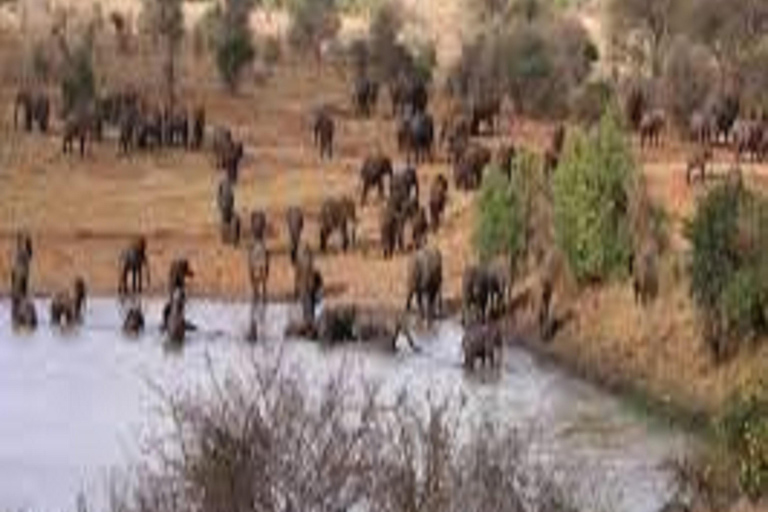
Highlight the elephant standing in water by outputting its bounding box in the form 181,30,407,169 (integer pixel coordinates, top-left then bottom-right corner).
248,241,270,308
50,277,87,327
10,232,37,331
118,236,150,298
122,303,145,337
463,322,503,370
406,247,443,322
293,245,324,325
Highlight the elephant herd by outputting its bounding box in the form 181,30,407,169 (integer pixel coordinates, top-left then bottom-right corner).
14,87,207,159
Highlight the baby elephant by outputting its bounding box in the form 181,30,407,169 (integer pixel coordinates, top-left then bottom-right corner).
462,322,503,371
11,296,38,331
50,277,87,327
122,305,145,337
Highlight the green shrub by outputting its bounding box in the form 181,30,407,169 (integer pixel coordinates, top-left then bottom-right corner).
570,79,615,126
473,166,524,268
720,385,768,500
552,110,635,283
685,182,768,357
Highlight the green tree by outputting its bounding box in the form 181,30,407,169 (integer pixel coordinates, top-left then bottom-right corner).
552,110,635,283
473,167,524,270
287,0,340,60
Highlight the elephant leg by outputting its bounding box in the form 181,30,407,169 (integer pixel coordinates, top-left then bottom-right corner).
342,225,349,251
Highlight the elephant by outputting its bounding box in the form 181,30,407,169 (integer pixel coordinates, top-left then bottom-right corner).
122,304,145,337
294,248,323,324
462,322,503,370
313,108,335,160
454,144,491,190
248,241,270,307
62,107,100,157
689,110,717,145
360,153,393,205
380,202,403,258
163,108,189,148
191,106,206,150
462,264,506,325
164,287,187,346
118,108,139,154
406,247,442,322
118,236,150,298
632,242,659,306
410,205,429,250
318,196,357,253
14,90,49,133
50,277,87,327
10,232,33,299
440,114,471,164
467,95,501,136
217,178,236,224
167,258,194,297
390,74,428,118
389,166,419,213
212,127,244,182
136,109,163,150
732,118,765,162
686,145,713,184
11,295,37,331
398,111,434,164
352,75,379,117
285,206,304,264
220,212,242,246
317,304,357,344
428,174,449,231
639,109,665,148
250,210,268,243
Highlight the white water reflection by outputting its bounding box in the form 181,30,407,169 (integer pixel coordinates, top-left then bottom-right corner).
0,298,685,512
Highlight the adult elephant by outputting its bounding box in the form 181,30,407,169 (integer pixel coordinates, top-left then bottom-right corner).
467,95,501,136
118,236,150,298
352,75,379,118
398,112,434,164
313,108,335,160
360,153,393,205
406,247,442,322
454,144,491,190
318,196,357,253
250,209,268,243
428,174,449,231
50,277,87,327
294,245,323,324
167,258,194,297
248,241,270,308
285,206,304,264
389,166,419,211
462,264,506,325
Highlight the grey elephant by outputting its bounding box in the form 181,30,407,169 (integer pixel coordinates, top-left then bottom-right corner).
191,106,206,150
398,111,434,164
467,95,501,136
462,264,506,325
63,107,100,157
360,153,393,205
353,75,379,118
285,206,304,263
167,258,194,297
639,110,665,148
462,322,503,370
313,108,335,160
11,296,37,331
294,246,323,325
389,166,419,212
319,196,357,253
164,287,187,346
406,247,443,322
454,144,491,190
428,174,448,231
248,241,270,307
50,277,87,327
122,304,145,337
250,210,268,243
118,236,150,298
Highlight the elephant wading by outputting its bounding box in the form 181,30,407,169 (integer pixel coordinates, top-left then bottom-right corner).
319,197,357,253
248,241,270,307
50,277,87,327
462,322,503,370
168,259,194,297
406,247,443,322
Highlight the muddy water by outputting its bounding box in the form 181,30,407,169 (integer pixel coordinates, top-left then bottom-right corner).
0,299,686,512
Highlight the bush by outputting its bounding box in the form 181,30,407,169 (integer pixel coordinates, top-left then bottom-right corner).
552,110,635,283
60,39,96,116
215,27,256,91
661,37,716,130
570,79,615,126
473,166,525,268
109,360,581,512
720,385,768,500
686,182,768,358
261,35,282,66
287,0,341,57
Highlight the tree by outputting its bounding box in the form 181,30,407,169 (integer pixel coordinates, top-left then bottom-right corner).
208,0,258,92
142,0,184,109
287,0,340,60
473,167,524,273
607,0,680,78
552,110,635,283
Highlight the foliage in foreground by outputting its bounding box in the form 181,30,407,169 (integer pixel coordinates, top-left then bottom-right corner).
552,111,635,284
109,361,579,512
686,181,768,360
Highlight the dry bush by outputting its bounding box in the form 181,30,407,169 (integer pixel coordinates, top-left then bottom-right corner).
108,359,581,512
